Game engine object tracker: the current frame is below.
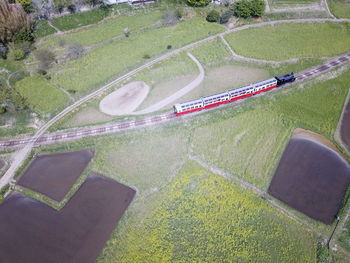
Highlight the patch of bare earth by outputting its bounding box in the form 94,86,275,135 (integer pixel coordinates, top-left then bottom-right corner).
0,160,5,170
340,97,350,152
0,173,136,263
17,149,94,202
99,81,149,116
268,129,350,224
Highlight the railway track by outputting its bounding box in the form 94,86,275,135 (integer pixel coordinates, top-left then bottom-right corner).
1,51,350,149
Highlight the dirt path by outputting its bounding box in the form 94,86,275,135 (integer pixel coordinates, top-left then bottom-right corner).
1,17,350,190
132,53,204,115
47,20,62,34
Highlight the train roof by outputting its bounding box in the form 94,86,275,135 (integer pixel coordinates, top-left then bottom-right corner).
275,73,294,81
228,78,276,94
176,98,203,107
202,91,229,101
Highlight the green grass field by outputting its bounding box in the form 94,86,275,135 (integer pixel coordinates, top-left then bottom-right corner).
99,161,316,262
51,7,111,31
329,0,350,18
14,75,69,115
39,11,163,49
224,22,350,61
190,38,231,65
50,19,224,95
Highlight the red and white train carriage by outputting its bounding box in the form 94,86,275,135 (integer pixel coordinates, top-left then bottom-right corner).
174,73,295,115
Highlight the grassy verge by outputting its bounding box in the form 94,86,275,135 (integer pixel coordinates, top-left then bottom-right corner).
99,161,316,262
269,0,318,5
38,11,163,49
14,75,69,115
328,0,350,18
50,18,224,95
51,6,113,31
224,22,350,61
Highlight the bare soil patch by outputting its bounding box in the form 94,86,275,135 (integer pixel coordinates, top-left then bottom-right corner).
0,160,5,170
268,131,350,224
17,149,94,202
0,173,136,263
99,81,149,116
340,97,350,151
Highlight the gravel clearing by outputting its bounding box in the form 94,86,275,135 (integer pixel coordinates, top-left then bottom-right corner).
99,81,149,116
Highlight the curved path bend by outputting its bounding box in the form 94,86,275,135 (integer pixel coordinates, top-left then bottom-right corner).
132,53,205,115
1,18,350,189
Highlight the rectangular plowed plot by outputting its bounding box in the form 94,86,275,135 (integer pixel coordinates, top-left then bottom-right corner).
341,97,350,151
268,138,350,224
0,174,136,263
17,149,94,202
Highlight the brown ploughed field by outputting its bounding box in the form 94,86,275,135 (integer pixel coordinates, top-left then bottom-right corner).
268,138,350,224
340,98,350,151
17,149,94,201
0,173,136,263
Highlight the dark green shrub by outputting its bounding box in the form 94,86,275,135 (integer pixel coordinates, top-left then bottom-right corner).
7,45,25,61
232,0,265,18
233,0,251,18
250,0,265,17
206,10,220,22
219,10,233,24
0,106,6,114
0,43,8,59
167,45,172,49
174,9,183,19
67,4,76,14
12,28,34,43
37,69,47,75
186,0,211,7
143,54,151,59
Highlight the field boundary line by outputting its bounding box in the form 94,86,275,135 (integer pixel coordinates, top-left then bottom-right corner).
334,88,350,156
322,0,336,18
219,35,298,65
189,151,322,235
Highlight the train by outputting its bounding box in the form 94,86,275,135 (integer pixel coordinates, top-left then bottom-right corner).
173,73,296,115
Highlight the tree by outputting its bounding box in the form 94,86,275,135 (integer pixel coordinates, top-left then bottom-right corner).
17,0,33,13
186,0,210,7
232,0,251,18
0,0,32,44
67,3,76,13
250,0,265,17
219,10,233,24
232,0,265,18
206,10,219,23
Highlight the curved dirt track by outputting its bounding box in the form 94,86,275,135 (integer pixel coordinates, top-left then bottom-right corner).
1,18,350,190
132,53,205,115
